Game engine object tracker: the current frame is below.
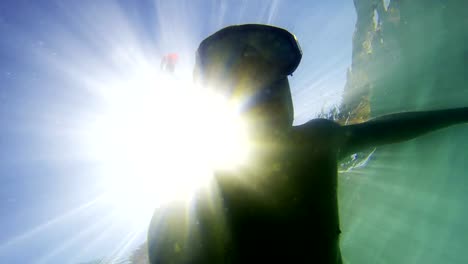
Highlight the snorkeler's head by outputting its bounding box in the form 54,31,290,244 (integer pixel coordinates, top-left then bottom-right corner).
194,24,302,128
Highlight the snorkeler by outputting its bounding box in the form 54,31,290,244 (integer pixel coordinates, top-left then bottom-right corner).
147,24,468,263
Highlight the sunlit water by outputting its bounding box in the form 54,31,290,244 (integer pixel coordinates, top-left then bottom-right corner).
0,1,466,264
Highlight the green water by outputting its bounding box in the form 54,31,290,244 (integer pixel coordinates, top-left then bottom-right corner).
339,1,468,263
340,129,468,263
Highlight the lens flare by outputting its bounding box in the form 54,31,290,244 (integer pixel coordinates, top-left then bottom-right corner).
82,71,250,217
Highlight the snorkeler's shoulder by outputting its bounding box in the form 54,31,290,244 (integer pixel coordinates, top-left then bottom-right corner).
147,202,191,263
291,118,342,148
294,118,341,136
147,197,225,263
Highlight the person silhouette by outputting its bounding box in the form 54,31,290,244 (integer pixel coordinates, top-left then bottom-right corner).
147,24,468,264
161,53,179,74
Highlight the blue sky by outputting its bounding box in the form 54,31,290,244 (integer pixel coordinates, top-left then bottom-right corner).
0,1,356,263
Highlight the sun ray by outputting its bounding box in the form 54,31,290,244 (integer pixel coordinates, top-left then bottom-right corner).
34,206,131,264
0,196,103,250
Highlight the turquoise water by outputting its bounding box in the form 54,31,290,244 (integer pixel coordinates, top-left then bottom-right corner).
340,1,468,263
340,128,468,263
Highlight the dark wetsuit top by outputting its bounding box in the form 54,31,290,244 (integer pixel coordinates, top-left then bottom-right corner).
147,118,343,263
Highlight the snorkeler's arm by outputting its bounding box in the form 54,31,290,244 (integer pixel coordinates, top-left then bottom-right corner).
339,107,468,156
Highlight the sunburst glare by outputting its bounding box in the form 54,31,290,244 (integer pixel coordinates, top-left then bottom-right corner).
82,68,251,218
0,1,357,263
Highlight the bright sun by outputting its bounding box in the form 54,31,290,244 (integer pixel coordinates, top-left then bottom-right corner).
83,69,250,220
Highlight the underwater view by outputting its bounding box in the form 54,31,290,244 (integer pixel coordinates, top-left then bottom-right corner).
0,0,467,263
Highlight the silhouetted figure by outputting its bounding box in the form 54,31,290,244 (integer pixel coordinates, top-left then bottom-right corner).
160,53,179,74
147,24,468,263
